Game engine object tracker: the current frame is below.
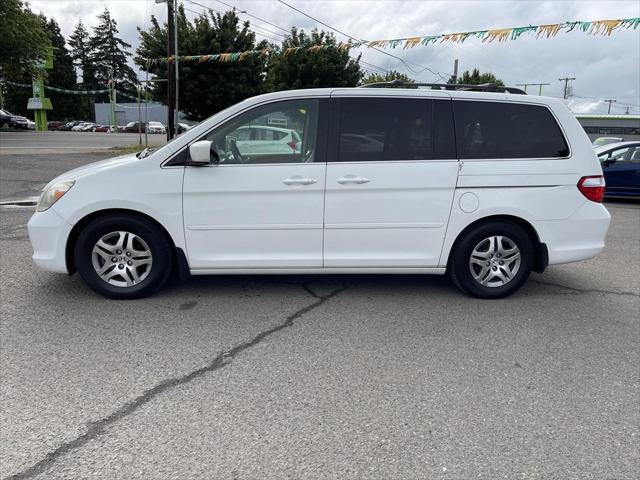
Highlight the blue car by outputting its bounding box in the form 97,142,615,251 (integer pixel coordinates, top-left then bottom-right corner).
595,141,640,199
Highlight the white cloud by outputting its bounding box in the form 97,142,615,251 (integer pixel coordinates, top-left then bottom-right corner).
30,0,640,114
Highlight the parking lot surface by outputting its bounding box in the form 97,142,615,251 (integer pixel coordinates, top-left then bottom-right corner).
0,130,166,155
1,142,639,479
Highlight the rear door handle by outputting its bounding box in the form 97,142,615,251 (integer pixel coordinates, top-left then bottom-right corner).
337,175,370,185
283,176,317,185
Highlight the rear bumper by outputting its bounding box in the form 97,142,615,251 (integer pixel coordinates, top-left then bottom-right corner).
535,201,611,265
27,207,73,274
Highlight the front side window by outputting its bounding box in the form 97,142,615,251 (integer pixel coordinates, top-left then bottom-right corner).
454,101,570,159
336,98,456,162
205,99,319,164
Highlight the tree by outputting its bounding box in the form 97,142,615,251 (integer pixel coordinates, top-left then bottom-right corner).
68,20,95,88
136,7,267,121
362,70,413,85
0,0,50,79
43,17,84,120
3,15,83,119
266,28,362,91
456,68,504,86
89,8,138,94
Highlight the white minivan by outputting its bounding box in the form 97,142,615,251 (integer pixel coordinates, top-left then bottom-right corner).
27,85,611,299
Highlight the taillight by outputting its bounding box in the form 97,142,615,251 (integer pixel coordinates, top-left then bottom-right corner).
287,140,297,150
577,175,605,203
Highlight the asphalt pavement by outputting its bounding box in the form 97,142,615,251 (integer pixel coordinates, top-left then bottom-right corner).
0,136,639,479
0,130,166,155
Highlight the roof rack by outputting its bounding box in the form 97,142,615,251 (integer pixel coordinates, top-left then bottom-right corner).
358,80,527,95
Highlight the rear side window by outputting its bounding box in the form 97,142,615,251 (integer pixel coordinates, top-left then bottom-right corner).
454,101,570,159
337,98,456,161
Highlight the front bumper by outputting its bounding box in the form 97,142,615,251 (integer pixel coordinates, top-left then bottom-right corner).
27,207,73,274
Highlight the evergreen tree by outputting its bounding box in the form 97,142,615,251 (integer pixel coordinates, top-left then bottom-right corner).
265,28,363,91
68,19,101,120
136,7,267,121
362,70,413,85
68,20,95,88
89,8,138,94
43,17,84,120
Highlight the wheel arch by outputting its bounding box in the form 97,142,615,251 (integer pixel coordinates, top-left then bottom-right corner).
65,208,186,276
444,214,548,274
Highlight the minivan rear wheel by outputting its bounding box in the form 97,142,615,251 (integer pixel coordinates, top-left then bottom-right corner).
449,220,533,299
74,214,173,299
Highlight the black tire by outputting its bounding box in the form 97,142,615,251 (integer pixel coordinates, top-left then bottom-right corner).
448,220,534,299
74,214,173,299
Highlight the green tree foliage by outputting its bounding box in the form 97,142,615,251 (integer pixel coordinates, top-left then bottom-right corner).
136,7,267,121
456,68,504,86
266,28,363,91
68,19,99,120
0,0,50,79
89,8,138,93
4,15,83,120
44,17,84,120
362,70,413,85
68,20,95,88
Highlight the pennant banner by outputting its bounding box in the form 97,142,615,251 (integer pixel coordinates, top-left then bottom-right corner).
5,80,139,100
141,16,638,65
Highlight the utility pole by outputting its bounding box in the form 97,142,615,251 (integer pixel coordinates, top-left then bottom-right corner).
451,59,458,84
173,0,179,137
625,106,631,115
603,99,617,114
108,68,117,131
558,77,576,100
516,83,550,95
140,78,168,148
156,0,175,140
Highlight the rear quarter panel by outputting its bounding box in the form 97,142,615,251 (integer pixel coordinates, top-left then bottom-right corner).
439,96,606,266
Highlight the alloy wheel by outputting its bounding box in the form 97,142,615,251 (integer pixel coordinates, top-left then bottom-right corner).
91,231,153,287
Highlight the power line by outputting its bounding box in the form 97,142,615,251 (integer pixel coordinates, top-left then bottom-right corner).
184,0,389,74
212,0,290,33
275,0,448,81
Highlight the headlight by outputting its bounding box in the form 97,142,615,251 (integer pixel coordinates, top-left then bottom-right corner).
37,180,75,212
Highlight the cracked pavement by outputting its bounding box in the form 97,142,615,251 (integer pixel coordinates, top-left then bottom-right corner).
1,149,639,479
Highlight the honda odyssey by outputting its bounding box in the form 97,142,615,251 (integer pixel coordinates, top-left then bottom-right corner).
27,84,611,299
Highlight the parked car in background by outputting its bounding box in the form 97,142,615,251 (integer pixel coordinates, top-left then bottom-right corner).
27,86,611,299
61,121,82,131
0,109,29,129
94,125,110,133
26,119,36,130
71,122,90,132
177,123,193,134
595,141,640,198
124,121,147,133
71,122,96,132
0,109,10,127
593,136,623,147
147,121,166,134
232,125,302,157
47,121,64,131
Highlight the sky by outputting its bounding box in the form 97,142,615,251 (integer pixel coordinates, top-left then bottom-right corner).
29,0,640,114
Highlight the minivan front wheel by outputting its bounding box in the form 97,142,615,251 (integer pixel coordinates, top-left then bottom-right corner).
449,220,533,299
74,214,173,299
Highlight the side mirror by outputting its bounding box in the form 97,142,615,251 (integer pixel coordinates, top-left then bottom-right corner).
189,140,219,165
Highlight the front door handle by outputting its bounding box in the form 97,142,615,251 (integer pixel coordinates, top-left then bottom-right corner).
283,176,317,186
337,175,371,185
